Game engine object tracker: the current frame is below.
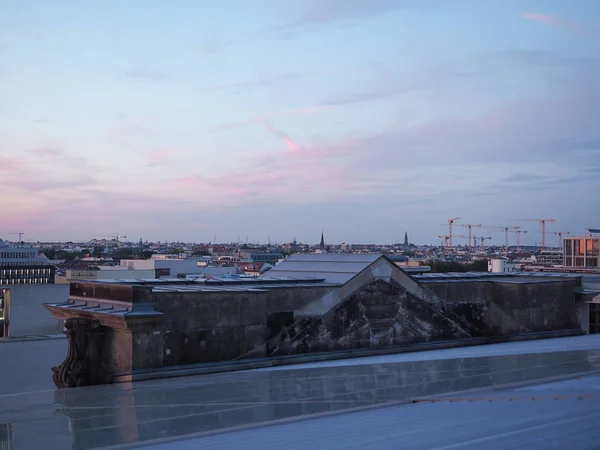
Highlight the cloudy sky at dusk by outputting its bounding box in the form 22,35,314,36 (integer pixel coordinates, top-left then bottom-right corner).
1,0,599,246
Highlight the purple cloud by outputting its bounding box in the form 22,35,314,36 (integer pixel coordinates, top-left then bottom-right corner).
522,12,584,33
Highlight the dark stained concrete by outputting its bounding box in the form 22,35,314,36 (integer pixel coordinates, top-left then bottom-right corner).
425,278,580,335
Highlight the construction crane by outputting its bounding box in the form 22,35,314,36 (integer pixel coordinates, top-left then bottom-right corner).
482,226,520,252
437,234,470,250
512,218,556,251
473,236,492,251
437,235,449,248
458,224,481,252
452,234,471,247
551,231,570,249
511,229,528,253
8,232,24,247
443,217,462,248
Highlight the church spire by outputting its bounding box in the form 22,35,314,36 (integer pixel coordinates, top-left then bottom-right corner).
404,231,409,247
319,231,325,250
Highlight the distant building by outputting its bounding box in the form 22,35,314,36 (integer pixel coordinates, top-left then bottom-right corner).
120,257,239,278
283,239,301,254
563,235,600,268
250,252,284,265
404,232,409,247
0,246,55,285
319,232,325,251
535,250,564,266
239,262,273,277
56,267,157,283
488,258,518,273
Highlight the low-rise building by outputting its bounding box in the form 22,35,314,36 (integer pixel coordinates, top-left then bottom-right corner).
0,246,55,285
488,258,519,273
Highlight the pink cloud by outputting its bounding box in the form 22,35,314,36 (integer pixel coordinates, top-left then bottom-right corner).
206,104,337,134
0,156,20,171
148,149,181,166
169,131,384,206
173,176,198,186
522,12,583,32
262,120,303,153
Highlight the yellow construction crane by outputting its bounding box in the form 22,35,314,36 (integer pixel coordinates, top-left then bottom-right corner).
511,229,528,253
473,236,492,251
458,224,481,253
481,226,520,252
440,217,462,248
512,218,556,251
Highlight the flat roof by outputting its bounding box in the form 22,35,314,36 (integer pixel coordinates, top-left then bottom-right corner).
413,272,573,283
3,335,600,449
69,276,340,294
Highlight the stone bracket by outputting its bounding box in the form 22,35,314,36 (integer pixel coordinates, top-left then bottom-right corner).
52,317,108,389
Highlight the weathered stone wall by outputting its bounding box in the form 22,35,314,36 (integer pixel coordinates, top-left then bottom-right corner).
151,286,338,365
87,275,582,371
423,278,580,337
490,281,579,334
267,279,469,357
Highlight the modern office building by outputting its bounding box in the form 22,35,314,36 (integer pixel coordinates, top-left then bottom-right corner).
0,245,55,285
563,233,600,268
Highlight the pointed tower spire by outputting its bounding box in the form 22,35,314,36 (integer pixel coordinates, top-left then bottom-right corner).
319,231,325,250
404,231,409,247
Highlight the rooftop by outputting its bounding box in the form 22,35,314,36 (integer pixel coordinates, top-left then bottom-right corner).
413,271,581,284
2,334,600,449
74,275,336,292
264,253,383,284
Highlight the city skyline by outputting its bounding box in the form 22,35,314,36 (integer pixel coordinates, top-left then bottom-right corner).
1,0,599,244
0,224,593,248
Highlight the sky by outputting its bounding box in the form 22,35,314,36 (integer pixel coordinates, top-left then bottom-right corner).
1,0,599,246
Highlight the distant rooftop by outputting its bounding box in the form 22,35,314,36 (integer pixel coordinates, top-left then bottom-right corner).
264,253,383,284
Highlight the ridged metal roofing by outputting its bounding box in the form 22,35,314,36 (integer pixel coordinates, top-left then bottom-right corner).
77,276,337,293
264,253,384,284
